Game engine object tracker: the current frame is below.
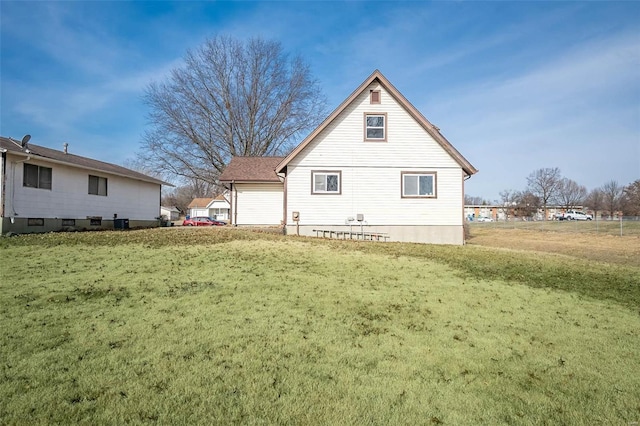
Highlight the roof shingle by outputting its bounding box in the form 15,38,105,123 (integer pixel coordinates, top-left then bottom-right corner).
187,198,215,208
0,136,169,186
219,156,284,183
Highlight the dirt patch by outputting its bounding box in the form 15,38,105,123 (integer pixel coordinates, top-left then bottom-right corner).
468,228,640,267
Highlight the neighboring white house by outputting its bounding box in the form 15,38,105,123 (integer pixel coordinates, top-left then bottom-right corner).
220,70,477,244
160,206,180,221
0,135,169,234
187,194,230,220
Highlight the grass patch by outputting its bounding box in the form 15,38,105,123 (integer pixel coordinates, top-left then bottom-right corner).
1,228,639,424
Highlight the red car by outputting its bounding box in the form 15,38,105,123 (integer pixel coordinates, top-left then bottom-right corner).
182,217,226,226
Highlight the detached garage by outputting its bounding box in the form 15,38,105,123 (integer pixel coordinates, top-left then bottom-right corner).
219,157,284,226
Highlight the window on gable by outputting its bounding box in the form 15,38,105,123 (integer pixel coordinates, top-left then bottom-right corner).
23,164,52,190
370,90,381,104
89,175,108,196
402,172,437,198
312,171,341,194
365,113,386,141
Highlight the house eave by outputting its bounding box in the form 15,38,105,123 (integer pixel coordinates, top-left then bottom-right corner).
5,149,172,186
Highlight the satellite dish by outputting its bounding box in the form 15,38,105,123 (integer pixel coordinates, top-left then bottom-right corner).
21,134,31,147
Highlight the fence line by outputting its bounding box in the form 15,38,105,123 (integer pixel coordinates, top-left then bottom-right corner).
469,217,640,237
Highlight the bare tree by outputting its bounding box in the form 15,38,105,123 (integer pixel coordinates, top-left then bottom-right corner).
601,180,623,219
465,195,488,205
556,178,587,210
585,188,605,220
161,178,218,214
122,158,163,179
526,167,562,220
515,190,540,219
499,189,519,221
621,179,640,216
137,35,327,185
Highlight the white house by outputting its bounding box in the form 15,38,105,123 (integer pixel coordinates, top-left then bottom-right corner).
0,135,168,234
220,70,477,244
187,194,230,221
160,206,180,221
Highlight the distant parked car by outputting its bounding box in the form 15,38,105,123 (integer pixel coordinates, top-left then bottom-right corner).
556,210,592,221
476,216,494,222
183,217,226,226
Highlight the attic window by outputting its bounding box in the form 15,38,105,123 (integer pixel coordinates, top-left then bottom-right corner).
364,113,386,141
370,90,381,104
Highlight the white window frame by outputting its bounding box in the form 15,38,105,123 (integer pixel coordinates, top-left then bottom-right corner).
401,171,437,198
364,113,387,141
311,171,341,195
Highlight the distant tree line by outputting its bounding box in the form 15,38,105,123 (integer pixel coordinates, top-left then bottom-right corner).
466,167,640,220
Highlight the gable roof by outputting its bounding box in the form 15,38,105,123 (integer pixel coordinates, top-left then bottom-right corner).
219,156,284,183
275,70,478,177
0,136,170,186
187,198,215,209
212,194,229,202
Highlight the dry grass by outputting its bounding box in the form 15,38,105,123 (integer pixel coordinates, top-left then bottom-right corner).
468,227,640,267
1,228,639,424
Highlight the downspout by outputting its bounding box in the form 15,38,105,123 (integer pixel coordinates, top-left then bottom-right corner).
10,155,32,216
463,172,472,244
232,181,238,226
278,170,287,234
0,149,6,218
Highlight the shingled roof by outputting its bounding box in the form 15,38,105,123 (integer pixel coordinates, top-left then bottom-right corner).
219,156,284,183
187,198,215,208
0,136,169,186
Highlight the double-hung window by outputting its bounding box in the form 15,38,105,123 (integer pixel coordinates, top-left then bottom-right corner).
365,113,386,141
23,164,52,190
312,171,341,194
89,175,108,196
402,172,437,198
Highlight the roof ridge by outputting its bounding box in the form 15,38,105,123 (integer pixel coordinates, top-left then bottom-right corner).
275,70,477,176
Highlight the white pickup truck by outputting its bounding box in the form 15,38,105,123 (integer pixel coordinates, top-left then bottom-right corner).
555,210,593,221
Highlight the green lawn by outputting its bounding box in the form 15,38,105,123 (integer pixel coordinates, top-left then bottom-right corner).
1,228,639,424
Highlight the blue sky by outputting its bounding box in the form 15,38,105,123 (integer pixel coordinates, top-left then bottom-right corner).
1,1,638,201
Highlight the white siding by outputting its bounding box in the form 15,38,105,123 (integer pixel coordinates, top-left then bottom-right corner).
234,183,283,225
286,82,464,229
287,167,462,226
289,83,460,170
160,207,180,221
190,208,210,217
209,199,230,220
5,154,160,220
